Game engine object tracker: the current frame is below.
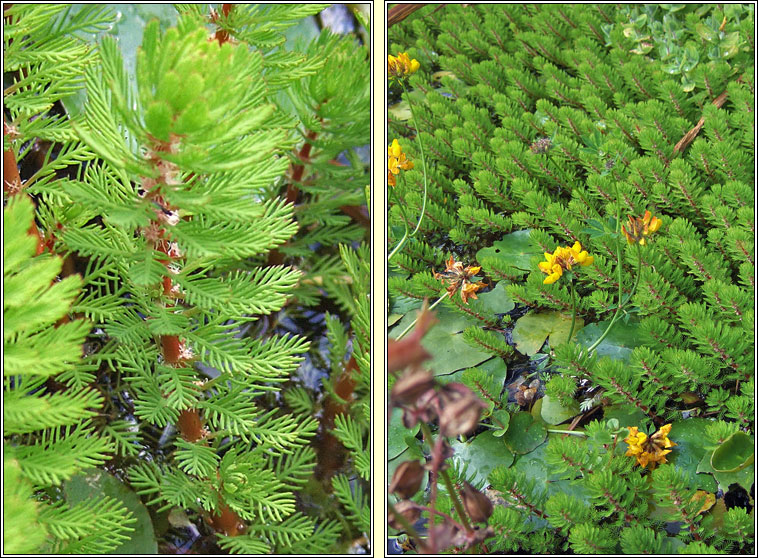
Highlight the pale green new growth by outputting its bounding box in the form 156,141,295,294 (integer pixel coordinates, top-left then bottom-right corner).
5,3,369,554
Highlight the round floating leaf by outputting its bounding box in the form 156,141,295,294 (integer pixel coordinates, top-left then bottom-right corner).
512,311,583,356
540,395,580,425
665,418,710,476
509,435,559,502
452,431,513,487
388,407,420,462
388,100,412,121
65,469,157,554
475,281,515,315
698,451,754,493
491,409,511,437
711,431,754,473
502,411,547,454
390,306,491,375
575,318,643,362
603,404,647,430
476,229,539,271
442,355,501,385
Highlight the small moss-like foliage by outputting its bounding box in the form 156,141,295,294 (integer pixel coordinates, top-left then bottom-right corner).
389,4,753,554
5,4,369,554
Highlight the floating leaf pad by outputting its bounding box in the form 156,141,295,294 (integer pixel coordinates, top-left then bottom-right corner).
665,418,709,469
711,431,754,473
540,394,580,425
491,409,511,437
388,407,420,462
475,281,515,315
697,451,754,493
390,306,491,375
502,411,547,454
512,311,583,355
452,430,513,487
65,468,157,554
476,229,539,271
575,318,643,362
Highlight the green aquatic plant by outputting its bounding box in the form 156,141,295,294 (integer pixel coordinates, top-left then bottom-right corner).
4,4,370,554
388,4,753,554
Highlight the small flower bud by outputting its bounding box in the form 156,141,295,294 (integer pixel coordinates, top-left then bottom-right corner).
401,388,436,429
514,379,540,407
388,500,420,531
438,383,486,437
530,136,552,154
460,481,493,523
427,523,462,553
389,460,425,499
391,369,436,407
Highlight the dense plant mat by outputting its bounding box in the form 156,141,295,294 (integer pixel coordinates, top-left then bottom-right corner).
387,4,754,554
4,4,370,554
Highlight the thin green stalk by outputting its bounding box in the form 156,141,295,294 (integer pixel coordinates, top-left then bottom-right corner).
387,500,424,542
567,278,577,343
546,428,587,437
400,81,428,238
419,422,471,532
439,468,472,532
587,244,642,352
586,229,643,354
394,291,448,341
387,185,411,261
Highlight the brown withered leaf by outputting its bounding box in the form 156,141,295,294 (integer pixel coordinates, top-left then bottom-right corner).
388,300,437,374
391,369,435,407
673,90,728,155
387,500,421,531
389,460,425,499
438,383,487,437
460,480,494,523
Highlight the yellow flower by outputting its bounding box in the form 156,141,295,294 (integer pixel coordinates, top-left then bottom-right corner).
434,256,485,304
538,242,594,284
389,139,400,158
388,52,420,81
622,210,663,245
388,139,414,188
624,424,676,469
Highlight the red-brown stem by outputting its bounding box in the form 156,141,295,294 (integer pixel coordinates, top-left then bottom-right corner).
388,4,444,28
339,204,370,228
177,408,205,443
205,500,247,536
144,143,246,534
160,334,182,365
211,4,235,45
266,130,317,266
3,141,22,195
315,354,358,482
287,130,317,204
4,118,50,255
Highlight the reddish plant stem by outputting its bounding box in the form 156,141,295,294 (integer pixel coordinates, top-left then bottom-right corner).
4,118,50,256
266,131,317,266
145,142,246,535
315,353,358,482
387,4,429,28
287,130,318,204
205,500,247,536
211,4,235,45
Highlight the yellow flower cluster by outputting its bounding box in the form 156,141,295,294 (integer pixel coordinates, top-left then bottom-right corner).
538,242,594,284
388,139,414,188
622,210,662,245
624,424,676,469
388,52,420,82
434,256,486,304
